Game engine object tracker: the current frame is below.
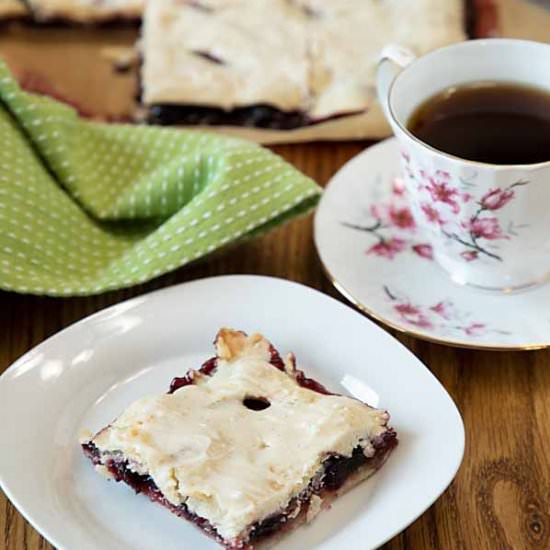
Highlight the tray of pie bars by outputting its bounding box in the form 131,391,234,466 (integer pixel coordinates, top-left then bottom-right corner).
0,0,547,143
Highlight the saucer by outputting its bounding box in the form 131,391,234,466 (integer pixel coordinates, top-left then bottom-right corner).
314,138,550,350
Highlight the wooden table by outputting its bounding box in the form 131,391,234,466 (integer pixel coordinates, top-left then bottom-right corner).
1,142,549,550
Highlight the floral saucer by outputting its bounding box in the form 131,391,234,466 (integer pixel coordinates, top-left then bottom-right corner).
314,138,550,350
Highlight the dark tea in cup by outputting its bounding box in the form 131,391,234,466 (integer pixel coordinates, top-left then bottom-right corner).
407,82,550,165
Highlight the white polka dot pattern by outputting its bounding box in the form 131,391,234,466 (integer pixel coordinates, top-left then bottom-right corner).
0,62,321,296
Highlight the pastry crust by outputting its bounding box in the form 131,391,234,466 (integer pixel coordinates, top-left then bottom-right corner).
254,459,384,550
215,328,268,362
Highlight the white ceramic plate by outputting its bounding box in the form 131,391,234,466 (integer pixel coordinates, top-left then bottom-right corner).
0,275,464,550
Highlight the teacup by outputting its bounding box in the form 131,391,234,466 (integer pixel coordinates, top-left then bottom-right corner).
376,39,550,291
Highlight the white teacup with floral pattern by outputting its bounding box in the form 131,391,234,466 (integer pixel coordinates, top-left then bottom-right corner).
377,39,550,291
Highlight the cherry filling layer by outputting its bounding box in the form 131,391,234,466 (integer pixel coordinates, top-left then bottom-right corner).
82,442,228,546
148,104,312,130
82,429,396,549
147,104,364,130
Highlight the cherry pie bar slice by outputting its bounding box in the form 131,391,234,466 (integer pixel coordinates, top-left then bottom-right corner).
26,0,143,22
142,0,466,129
82,328,397,549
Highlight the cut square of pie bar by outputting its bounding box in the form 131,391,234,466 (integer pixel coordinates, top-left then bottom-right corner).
141,0,465,129
82,329,397,549
25,0,143,22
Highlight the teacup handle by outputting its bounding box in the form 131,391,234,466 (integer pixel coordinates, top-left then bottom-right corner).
376,45,417,121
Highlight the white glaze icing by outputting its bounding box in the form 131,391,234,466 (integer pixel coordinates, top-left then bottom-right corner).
305,0,466,119
27,0,143,21
142,0,310,111
142,0,465,118
90,330,390,541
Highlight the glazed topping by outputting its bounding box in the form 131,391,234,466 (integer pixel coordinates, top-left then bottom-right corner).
142,0,465,118
91,330,389,540
142,0,309,111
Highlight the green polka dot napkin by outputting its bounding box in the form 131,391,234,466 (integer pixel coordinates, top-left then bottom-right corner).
0,61,321,296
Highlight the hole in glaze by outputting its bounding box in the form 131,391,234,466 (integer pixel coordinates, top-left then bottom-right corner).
243,397,271,411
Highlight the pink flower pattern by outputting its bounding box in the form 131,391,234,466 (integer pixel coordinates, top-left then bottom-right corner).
342,164,528,269
440,181,524,262
430,300,453,320
421,203,445,225
389,205,415,229
464,323,486,336
384,287,510,338
368,238,406,259
394,303,433,329
412,244,433,259
426,179,460,214
480,188,515,210
339,163,512,340
409,162,529,262
392,177,406,197
343,177,433,262
461,250,479,262
469,217,508,241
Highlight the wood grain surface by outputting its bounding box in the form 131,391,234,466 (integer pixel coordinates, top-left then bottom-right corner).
1,142,549,550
